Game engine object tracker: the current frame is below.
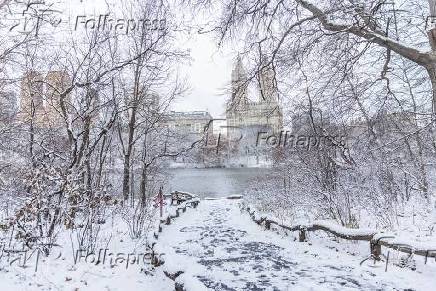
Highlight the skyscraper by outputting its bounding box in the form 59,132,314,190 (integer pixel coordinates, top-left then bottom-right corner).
19,70,70,127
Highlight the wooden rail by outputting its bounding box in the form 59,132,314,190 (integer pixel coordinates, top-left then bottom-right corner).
244,205,436,263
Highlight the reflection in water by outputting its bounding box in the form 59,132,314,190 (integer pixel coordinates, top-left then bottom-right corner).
167,168,272,198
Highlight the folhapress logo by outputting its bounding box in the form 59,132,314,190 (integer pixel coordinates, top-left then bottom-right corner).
75,14,166,35
256,131,347,150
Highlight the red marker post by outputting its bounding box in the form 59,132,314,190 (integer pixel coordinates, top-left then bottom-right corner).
153,187,166,217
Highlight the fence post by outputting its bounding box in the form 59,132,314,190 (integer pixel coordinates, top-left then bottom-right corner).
385,251,390,272
159,187,163,217
299,227,307,242
370,241,382,261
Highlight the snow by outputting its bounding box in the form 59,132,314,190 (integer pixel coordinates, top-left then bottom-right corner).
0,195,205,291
310,220,377,237
1,196,435,290
176,273,210,291
0,214,174,291
157,198,436,290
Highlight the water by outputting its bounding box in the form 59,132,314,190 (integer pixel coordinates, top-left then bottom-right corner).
167,167,272,198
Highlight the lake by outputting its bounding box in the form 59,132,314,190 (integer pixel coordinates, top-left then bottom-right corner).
167,167,272,198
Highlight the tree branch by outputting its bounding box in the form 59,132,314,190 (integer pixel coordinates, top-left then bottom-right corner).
296,0,432,66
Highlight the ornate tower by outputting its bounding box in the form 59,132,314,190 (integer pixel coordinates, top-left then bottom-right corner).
227,56,249,139
230,56,248,107
258,63,278,103
256,60,282,134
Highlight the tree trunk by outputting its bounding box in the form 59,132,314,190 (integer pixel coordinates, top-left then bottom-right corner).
426,65,436,217
29,100,35,168
122,154,131,202
426,66,436,121
140,164,147,207
122,106,137,202
427,0,436,219
140,134,148,207
96,135,107,188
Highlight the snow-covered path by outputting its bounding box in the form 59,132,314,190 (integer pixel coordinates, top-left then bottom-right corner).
159,199,434,291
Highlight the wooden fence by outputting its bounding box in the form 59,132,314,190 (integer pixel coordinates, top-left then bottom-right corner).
244,205,436,264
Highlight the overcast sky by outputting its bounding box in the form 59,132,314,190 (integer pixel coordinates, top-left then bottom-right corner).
174,32,234,118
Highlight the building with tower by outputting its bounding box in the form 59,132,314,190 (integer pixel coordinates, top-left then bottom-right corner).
226,56,283,139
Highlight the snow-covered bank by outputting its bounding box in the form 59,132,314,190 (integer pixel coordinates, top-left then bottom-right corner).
0,213,174,291
169,162,272,169
0,195,200,291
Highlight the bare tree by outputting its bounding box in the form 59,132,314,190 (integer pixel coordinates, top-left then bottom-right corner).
197,0,436,227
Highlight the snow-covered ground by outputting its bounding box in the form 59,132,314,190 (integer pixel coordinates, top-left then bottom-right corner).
0,261,173,291
1,197,435,290
0,210,175,291
158,199,436,290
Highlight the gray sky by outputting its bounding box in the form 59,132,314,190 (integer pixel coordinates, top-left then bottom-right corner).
174,32,234,118
67,0,235,118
